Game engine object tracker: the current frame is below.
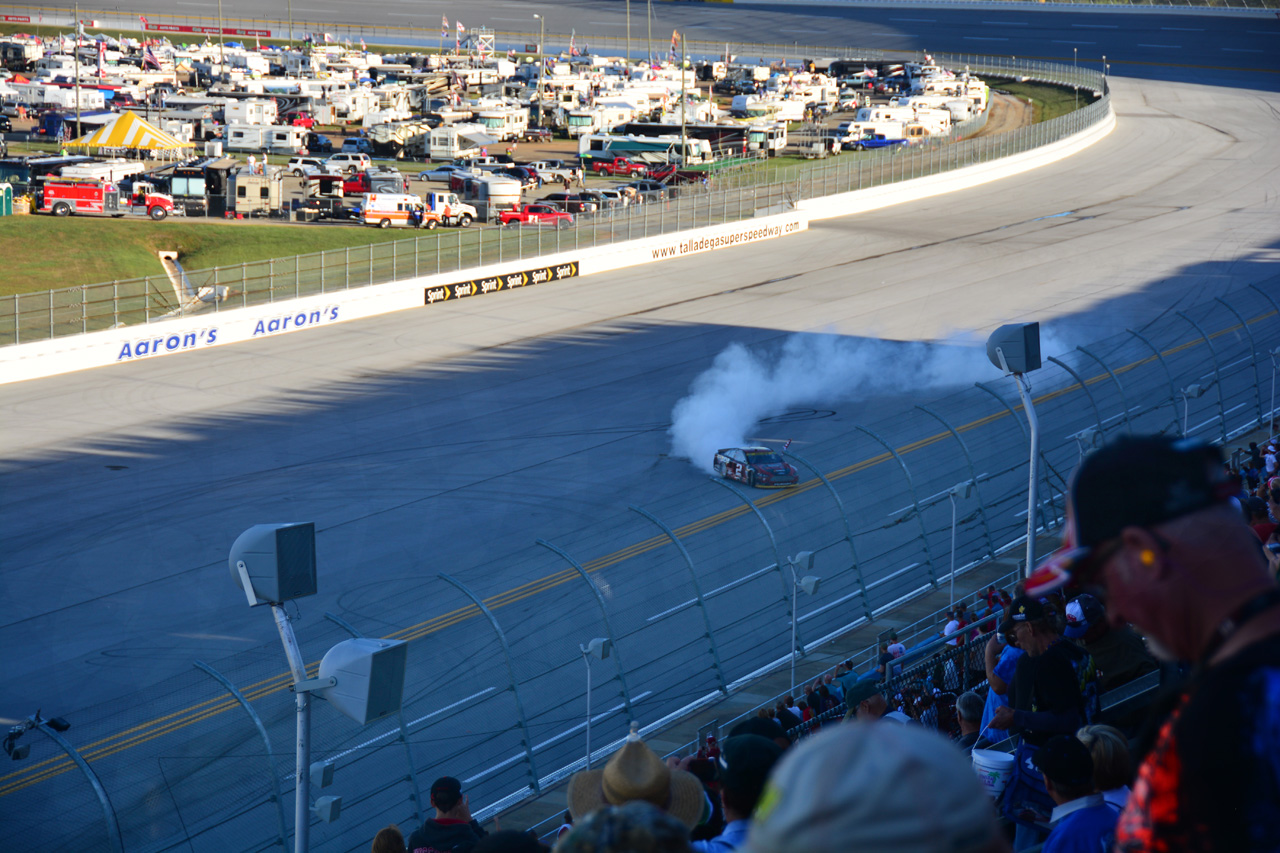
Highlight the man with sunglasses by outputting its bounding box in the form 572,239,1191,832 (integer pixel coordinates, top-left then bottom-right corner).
1025,434,1280,852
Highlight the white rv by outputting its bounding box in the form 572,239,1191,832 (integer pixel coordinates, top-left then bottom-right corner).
224,99,278,126
476,106,529,142
428,123,500,161
223,124,308,153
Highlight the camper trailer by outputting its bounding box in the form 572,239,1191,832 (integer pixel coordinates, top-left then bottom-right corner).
448,172,521,222
222,124,308,154
428,123,499,161
224,99,278,125
226,163,285,216
476,106,529,142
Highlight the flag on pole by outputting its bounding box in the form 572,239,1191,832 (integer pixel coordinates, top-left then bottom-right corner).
441,15,448,39
569,30,578,57
455,20,464,50
323,32,333,44
507,48,516,60
139,14,148,30
143,44,161,70
360,37,366,53
669,29,679,63
96,38,105,77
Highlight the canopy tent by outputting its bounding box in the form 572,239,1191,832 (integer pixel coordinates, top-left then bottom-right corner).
66,110,194,160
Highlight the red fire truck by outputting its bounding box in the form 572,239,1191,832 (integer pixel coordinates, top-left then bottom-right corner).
39,178,177,221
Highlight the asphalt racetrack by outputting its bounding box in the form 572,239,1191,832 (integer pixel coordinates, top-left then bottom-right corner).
2,3,1280,851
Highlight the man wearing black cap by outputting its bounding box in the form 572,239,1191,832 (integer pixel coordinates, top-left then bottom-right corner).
407,776,488,853
1034,735,1119,853
1025,434,1280,852
986,596,1098,746
691,734,783,852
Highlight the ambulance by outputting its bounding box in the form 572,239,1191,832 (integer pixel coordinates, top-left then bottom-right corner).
361,193,440,229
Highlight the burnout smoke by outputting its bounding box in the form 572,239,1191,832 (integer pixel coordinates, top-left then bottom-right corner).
669,333,994,471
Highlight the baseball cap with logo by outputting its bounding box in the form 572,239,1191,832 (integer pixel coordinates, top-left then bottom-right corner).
1026,435,1234,596
1063,593,1105,639
996,595,1045,636
1032,735,1095,788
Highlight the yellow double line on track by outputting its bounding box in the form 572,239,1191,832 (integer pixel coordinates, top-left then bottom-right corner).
2,308,1272,797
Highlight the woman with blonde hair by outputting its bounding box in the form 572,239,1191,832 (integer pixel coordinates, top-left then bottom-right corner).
1076,724,1133,809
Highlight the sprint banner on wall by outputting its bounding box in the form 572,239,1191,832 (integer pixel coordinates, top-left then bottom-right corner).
425,261,579,305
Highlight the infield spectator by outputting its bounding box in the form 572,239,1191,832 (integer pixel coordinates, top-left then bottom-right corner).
1063,593,1157,695
1025,434,1280,852
1033,735,1119,853
1075,724,1132,810
407,778,487,853
740,723,1010,853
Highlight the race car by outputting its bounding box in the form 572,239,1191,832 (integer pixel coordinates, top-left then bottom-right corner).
712,446,800,488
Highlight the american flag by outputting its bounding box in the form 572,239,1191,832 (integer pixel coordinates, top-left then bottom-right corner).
441,15,448,39
143,44,162,69
569,30,577,57
96,39,106,77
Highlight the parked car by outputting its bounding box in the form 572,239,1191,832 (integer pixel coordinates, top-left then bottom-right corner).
325,152,373,173
0,114,10,133
542,192,598,215
622,179,670,201
713,446,799,488
592,156,648,178
498,203,574,229
576,189,621,211
418,163,471,182
340,137,375,155
287,155,326,177
304,132,334,153
493,166,541,190
520,125,553,143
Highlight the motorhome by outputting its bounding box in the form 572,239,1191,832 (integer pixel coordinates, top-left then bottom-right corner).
566,101,642,138
476,106,529,142
226,163,285,216
0,37,42,71
222,124,308,154
729,94,806,122
448,172,521,222
577,132,713,165
224,98,278,125
428,123,499,161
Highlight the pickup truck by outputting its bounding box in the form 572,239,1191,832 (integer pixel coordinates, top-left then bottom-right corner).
527,160,581,185
592,157,649,178
498,204,574,229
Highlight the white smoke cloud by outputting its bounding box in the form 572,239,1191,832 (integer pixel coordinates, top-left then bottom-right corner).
668,333,997,471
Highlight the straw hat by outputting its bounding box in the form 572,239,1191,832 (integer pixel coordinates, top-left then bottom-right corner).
566,725,707,828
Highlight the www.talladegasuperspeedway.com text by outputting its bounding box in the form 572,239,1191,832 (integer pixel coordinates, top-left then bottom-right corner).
650,219,803,260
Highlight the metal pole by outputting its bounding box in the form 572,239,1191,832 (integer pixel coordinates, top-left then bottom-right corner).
1047,355,1106,436
707,477,794,603
270,605,310,853
790,559,799,694
583,651,593,769
1176,311,1229,443
949,491,958,608
1214,296,1264,430
626,0,631,63
28,715,124,853
1014,373,1040,576
852,425,939,587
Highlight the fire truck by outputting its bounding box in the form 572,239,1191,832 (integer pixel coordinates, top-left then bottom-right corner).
39,178,177,221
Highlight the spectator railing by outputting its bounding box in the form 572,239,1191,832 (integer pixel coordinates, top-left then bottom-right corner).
0,54,1106,346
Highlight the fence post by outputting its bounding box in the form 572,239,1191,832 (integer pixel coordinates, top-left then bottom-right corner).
783,450,873,623
1076,345,1133,433
49,287,53,338
1125,329,1180,433
627,505,730,695
1215,296,1264,430
20,714,125,853
1176,311,1230,443
915,405,998,560
437,573,541,794
707,477,803,642
320,613,424,825
81,284,87,333
536,539,636,721
194,661,290,851
295,255,300,299
1047,356,1107,436
852,425,939,587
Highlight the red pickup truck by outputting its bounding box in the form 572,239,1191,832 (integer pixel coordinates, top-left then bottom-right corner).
498,204,574,229
592,157,649,178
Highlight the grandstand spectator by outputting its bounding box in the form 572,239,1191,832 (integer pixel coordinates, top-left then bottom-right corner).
841,678,887,722
886,632,906,659
1265,443,1277,478
1247,496,1277,542
952,691,984,754
979,632,1023,745
815,684,836,714
1026,434,1280,852
944,609,962,646
987,597,1097,746
690,734,782,853
1075,725,1132,810
728,717,790,752
739,723,1010,853
1062,593,1157,694
372,824,407,853
774,701,801,731
795,699,811,722
875,642,898,680
407,777,487,853
801,683,817,711
566,725,706,829
556,802,694,853
822,673,842,704
1033,735,1119,853
473,831,547,853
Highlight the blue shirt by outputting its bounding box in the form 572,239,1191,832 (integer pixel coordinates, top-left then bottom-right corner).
979,644,1023,743
690,819,750,852
1043,795,1119,853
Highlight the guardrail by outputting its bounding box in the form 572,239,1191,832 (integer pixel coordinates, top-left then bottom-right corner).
0,55,1104,347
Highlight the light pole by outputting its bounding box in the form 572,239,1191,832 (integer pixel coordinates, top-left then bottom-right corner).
647,0,653,68
1181,383,1207,436
1269,347,1280,431
948,481,974,609
533,14,545,126
626,0,631,64
580,638,612,769
987,323,1043,576
787,551,820,694
217,0,225,75
1073,47,1078,111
